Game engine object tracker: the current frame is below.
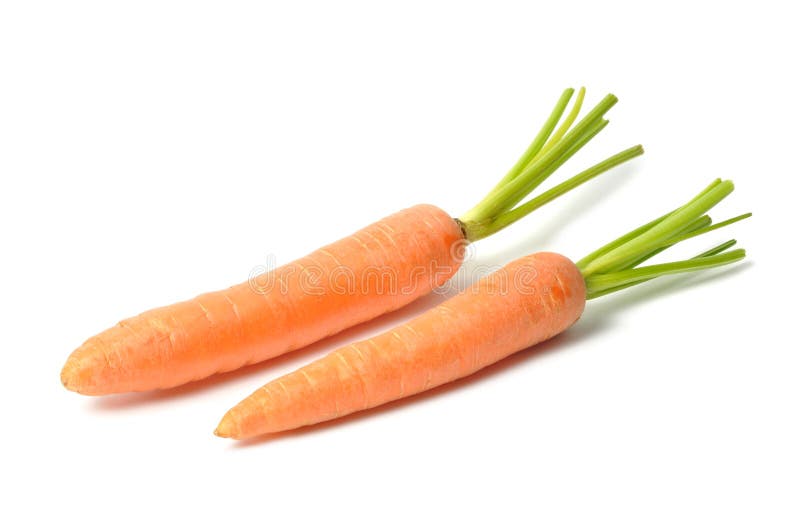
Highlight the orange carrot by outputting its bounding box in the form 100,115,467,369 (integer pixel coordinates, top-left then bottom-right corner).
61,89,641,395
216,252,586,438
61,205,464,394
216,180,749,439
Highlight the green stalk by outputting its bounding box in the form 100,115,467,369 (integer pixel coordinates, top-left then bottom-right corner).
456,88,642,245
579,179,734,276
696,239,739,257
579,179,750,300
528,119,611,191
585,240,739,299
660,213,752,247
462,93,619,223
537,87,586,156
575,179,729,271
465,145,644,241
606,215,712,273
464,117,609,224
490,88,575,193
574,211,674,271
585,249,745,296
481,118,610,223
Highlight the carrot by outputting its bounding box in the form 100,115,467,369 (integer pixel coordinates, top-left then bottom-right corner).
216,179,749,439
61,88,643,395
61,205,465,394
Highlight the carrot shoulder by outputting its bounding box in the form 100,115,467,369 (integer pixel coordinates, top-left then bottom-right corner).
215,252,586,439
61,204,464,395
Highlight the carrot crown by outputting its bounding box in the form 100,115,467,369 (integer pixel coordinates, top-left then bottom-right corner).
577,179,750,299
459,88,643,241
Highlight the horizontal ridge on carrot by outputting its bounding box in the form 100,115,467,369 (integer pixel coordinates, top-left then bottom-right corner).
62,88,643,395
216,179,750,439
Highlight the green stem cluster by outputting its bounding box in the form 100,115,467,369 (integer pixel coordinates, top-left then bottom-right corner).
459,88,643,242
578,179,750,299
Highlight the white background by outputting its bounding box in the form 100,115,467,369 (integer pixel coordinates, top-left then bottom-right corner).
2,1,797,530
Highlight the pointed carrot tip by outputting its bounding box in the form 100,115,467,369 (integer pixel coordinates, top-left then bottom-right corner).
60,363,78,392
214,417,236,439
60,355,101,395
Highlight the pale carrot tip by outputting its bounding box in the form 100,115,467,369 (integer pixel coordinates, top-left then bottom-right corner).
60,364,78,392
60,359,103,395
214,417,236,439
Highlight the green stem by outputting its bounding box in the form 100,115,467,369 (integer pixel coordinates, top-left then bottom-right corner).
464,145,644,241
467,117,609,223
574,210,675,271
579,179,734,276
575,178,730,271
579,179,749,300
463,93,619,223
537,87,586,157
490,89,576,194
461,89,575,222
532,119,611,189
660,213,752,247
585,240,739,299
697,239,739,257
606,215,712,272
585,249,745,296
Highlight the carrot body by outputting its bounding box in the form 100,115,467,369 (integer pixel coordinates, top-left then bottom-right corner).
61,204,465,395
216,252,586,439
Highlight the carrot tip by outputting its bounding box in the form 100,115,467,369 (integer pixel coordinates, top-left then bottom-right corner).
214,418,236,439
60,365,78,392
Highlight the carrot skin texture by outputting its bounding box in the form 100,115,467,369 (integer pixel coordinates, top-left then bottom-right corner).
61,205,465,395
216,252,586,439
